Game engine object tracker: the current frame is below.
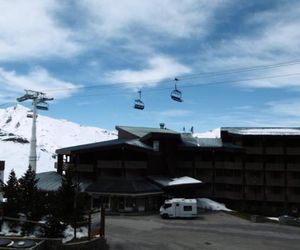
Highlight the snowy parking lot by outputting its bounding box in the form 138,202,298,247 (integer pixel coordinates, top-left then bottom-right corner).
106,212,300,250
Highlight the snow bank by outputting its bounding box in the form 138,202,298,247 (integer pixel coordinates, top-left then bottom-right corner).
197,198,231,211
63,225,88,243
194,128,220,138
168,176,202,186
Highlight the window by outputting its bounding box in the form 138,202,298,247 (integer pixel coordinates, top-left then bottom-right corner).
183,206,192,211
163,204,172,209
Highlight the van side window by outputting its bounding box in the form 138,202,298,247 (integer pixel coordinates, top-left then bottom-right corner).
163,204,172,209
183,206,192,211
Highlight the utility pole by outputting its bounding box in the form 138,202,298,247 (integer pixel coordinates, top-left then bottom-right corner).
17,90,53,172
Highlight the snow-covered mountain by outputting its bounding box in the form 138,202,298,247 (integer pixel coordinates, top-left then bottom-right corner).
0,105,117,180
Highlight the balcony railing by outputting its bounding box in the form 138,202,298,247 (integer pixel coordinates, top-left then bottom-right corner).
265,147,284,155
214,190,243,200
287,177,300,187
245,147,263,154
195,161,213,169
245,175,264,185
265,175,285,186
286,147,300,155
287,163,300,171
215,176,243,184
245,162,263,170
265,163,285,171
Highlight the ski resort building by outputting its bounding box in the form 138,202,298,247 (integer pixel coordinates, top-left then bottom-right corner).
49,126,300,216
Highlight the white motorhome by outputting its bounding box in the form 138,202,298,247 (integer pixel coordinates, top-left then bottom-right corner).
159,198,197,218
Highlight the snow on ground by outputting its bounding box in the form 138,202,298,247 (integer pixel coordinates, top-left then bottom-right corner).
0,104,117,180
63,225,88,243
233,128,300,135
267,217,279,221
194,128,220,138
197,198,232,211
168,176,202,186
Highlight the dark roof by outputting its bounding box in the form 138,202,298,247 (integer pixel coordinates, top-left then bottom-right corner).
221,127,300,136
85,178,163,195
36,171,96,192
36,171,64,192
116,125,179,138
56,138,153,154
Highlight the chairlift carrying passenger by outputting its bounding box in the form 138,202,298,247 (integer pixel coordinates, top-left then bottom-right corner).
134,90,145,110
171,78,183,102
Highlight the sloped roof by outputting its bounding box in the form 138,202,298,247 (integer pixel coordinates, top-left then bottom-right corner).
116,125,179,138
222,127,300,136
86,178,163,195
36,171,64,192
56,138,153,154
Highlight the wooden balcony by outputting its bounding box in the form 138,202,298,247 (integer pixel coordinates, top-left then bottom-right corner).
287,194,300,202
265,147,284,155
97,160,122,168
265,188,285,202
265,163,285,171
244,189,264,200
78,164,94,172
177,161,193,168
245,162,263,170
124,161,147,169
245,175,264,185
245,147,263,154
286,147,300,155
195,161,213,169
287,163,300,171
222,162,243,170
287,176,300,187
265,175,285,186
215,176,243,184
214,190,243,200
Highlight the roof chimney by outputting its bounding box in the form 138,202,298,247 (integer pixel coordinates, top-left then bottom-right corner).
159,123,165,129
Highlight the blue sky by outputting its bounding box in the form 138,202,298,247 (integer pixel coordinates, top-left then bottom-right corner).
1,0,300,132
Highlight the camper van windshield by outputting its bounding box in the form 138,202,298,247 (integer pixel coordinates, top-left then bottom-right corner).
163,203,172,209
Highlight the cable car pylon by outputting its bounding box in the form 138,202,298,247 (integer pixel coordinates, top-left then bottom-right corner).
17,90,53,172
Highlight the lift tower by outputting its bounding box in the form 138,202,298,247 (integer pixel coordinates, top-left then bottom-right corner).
17,90,53,172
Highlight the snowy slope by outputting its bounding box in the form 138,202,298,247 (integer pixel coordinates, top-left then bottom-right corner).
0,105,117,180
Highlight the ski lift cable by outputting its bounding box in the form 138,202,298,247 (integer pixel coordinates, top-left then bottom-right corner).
42,59,300,93
65,71,300,99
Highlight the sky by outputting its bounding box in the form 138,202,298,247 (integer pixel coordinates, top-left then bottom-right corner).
1,0,300,133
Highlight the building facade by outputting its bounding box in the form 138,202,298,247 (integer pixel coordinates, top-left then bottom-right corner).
52,126,300,216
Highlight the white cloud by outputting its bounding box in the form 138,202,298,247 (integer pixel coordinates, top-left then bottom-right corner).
0,67,81,100
106,56,191,88
0,0,82,61
197,2,300,89
268,99,300,117
79,0,220,40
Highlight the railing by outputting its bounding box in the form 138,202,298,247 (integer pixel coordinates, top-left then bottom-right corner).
245,147,263,154
265,147,284,155
265,163,285,171
287,163,300,171
245,162,263,170
286,147,300,155
215,176,243,184
195,161,213,168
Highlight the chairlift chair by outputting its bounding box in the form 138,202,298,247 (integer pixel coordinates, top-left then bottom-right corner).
36,101,49,110
134,90,145,110
27,110,33,118
171,78,183,102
